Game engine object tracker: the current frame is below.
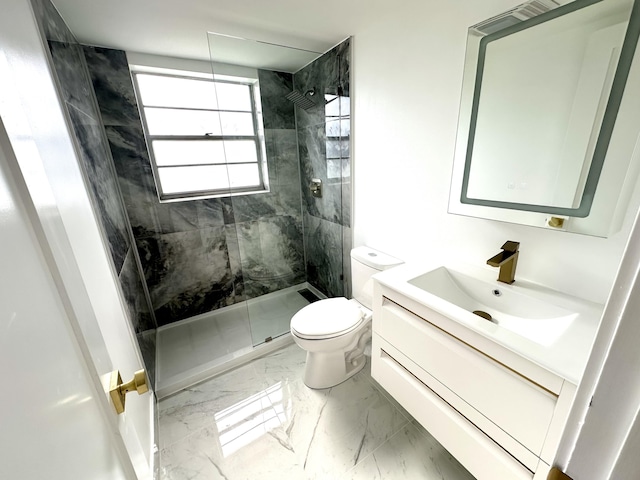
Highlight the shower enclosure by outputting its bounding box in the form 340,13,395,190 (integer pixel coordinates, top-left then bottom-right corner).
146,35,353,396
74,35,351,397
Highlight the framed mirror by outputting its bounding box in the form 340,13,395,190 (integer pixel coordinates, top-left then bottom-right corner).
449,0,640,237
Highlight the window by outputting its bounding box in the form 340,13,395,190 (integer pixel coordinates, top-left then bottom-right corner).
133,72,268,200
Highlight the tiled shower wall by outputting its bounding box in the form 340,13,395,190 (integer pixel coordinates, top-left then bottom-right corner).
83,48,307,326
295,39,352,298
30,0,157,383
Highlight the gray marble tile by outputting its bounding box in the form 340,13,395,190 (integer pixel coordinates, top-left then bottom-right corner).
277,183,304,218
105,125,162,236
293,39,350,130
258,70,296,130
195,199,226,229
137,329,157,390
236,216,305,299
30,0,75,45
118,247,155,333
224,225,246,303
136,227,236,325
68,105,130,273
264,129,300,187
153,202,200,234
304,213,344,297
83,46,142,127
106,125,156,200
48,40,101,121
298,124,346,226
226,192,281,223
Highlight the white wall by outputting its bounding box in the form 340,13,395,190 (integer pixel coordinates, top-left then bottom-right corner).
352,0,639,305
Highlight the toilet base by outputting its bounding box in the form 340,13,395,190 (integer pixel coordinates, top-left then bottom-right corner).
302,349,367,389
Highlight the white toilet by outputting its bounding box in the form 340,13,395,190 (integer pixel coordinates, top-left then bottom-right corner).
290,246,403,389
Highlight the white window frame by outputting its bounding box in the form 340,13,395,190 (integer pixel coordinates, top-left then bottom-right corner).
131,68,269,202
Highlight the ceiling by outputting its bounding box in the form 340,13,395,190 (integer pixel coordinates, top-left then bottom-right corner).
50,0,401,63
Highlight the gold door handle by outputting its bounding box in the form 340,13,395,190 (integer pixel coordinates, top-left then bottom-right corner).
109,369,148,414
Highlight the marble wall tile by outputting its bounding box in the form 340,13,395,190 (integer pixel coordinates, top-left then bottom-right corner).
224,225,246,303
83,46,142,127
236,216,305,298
31,0,75,43
265,129,300,187
226,192,280,223
106,125,157,201
136,227,237,325
258,70,295,130
68,105,130,273
278,183,304,218
298,125,344,225
34,1,157,375
136,329,157,391
48,41,101,121
295,39,351,299
118,248,154,333
105,125,161,236
293,39,350,130
85,45,310,325
304,213,344,297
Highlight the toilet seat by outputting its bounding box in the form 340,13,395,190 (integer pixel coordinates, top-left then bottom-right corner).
291,297,365,340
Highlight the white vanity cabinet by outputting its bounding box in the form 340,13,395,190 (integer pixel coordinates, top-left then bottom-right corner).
371,282,577,480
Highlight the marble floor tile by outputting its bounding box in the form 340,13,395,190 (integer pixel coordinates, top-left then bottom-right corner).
159,343,475,480
346,421,476,480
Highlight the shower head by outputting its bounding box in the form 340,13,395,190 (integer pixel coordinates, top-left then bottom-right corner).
285,89,317,110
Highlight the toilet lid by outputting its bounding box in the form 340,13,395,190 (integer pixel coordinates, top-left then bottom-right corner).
291,297,365,339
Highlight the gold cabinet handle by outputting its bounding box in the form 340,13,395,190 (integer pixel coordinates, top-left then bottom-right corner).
109,369,148,414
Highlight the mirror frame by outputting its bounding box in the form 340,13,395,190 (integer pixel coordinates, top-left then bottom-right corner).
448,0,640,237
457,0,640,217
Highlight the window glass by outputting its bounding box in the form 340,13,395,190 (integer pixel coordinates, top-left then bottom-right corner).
133,71,266,200
158,165,231,194
145,108,222,136
220,112,255,136
215,83,253,111
152,140,227,166
137,74,218,109
227,164,261,189
223,140,258,163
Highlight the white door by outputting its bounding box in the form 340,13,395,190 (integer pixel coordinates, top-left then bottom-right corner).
0,120,135,479
0,1,154,477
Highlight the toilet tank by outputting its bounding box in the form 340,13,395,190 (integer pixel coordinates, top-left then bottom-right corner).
351,246,403,309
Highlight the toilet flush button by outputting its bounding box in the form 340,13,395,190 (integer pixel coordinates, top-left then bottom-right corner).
368,252,377,257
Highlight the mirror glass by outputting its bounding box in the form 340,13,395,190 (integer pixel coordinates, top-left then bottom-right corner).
450,0,640,236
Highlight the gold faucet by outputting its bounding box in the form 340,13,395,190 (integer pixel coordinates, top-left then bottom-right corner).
487,241,520,284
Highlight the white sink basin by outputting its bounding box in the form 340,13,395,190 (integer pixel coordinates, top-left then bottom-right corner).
408,266,578,346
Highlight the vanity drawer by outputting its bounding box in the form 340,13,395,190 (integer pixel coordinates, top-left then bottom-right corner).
372,335,535,480
378,298,558,456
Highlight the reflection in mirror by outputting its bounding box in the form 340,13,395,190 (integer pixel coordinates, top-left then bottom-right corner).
450,0,640,237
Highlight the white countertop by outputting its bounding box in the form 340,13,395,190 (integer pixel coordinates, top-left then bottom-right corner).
374,262,604,385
